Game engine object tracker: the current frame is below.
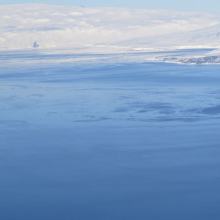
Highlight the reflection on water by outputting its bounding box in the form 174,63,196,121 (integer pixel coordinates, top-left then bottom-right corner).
0,52,220,220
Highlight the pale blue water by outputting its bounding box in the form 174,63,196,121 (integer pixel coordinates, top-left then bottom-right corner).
0,51,220,220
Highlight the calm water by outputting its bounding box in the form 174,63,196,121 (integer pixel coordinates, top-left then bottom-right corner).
0,51,220,220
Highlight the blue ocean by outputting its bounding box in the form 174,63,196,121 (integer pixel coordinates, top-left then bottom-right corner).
0,50,220,220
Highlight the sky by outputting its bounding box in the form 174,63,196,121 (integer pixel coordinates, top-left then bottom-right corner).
0,0,220,13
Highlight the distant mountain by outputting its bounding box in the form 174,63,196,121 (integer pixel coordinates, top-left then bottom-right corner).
0,4,220,51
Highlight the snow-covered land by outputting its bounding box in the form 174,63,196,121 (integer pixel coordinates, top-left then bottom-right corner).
1,4,220,63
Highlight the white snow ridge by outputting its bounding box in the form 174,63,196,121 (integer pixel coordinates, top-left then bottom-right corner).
1,3,220,63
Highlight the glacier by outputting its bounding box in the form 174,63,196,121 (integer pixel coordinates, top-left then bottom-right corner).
1,4,220,64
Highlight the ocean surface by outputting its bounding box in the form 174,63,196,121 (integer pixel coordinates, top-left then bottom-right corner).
0,50,220,220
